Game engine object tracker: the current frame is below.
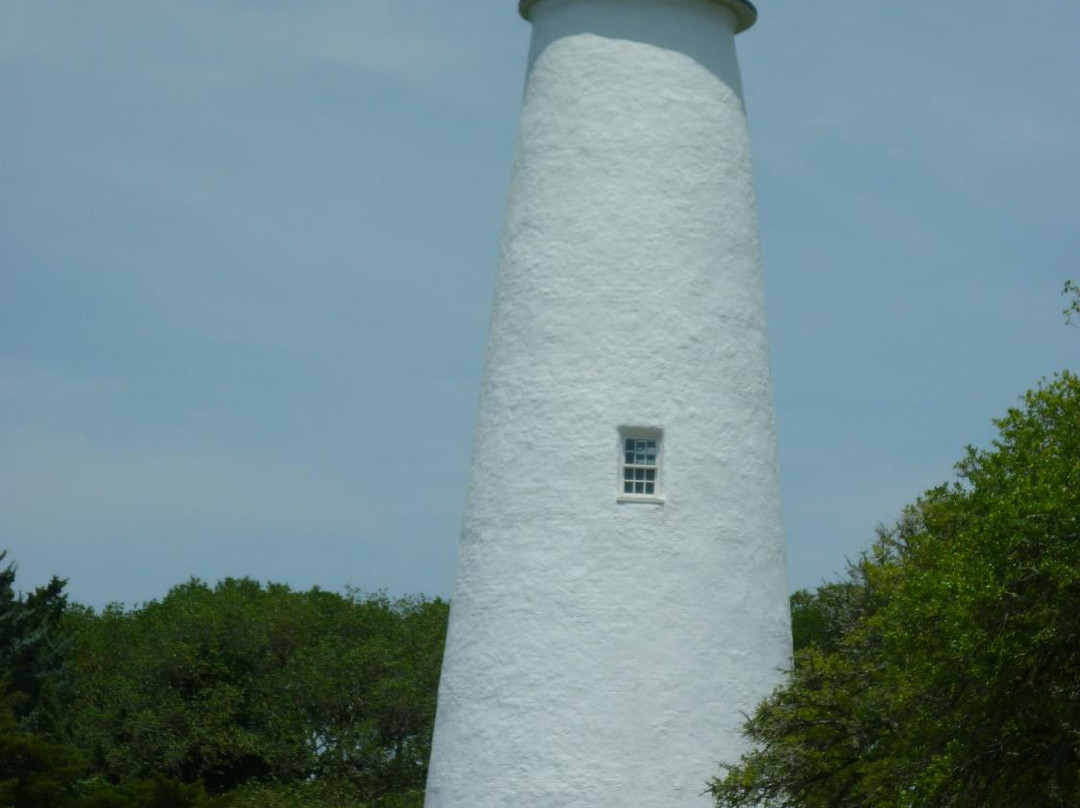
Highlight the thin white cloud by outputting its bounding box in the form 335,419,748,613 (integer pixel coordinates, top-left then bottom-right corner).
0,0,515,104
0,358,362,535
0,423,365,536
0,357,127,415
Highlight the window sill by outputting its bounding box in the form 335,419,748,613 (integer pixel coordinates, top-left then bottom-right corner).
616,495,665,506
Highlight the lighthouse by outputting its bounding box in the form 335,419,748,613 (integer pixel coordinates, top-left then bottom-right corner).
424,0,791,805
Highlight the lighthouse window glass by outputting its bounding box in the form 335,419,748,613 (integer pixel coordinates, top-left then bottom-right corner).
622,437,658,496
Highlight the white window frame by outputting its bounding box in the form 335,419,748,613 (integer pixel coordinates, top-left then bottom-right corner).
616,427,664,505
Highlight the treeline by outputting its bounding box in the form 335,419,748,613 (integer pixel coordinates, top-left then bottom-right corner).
713,371,1080,808
1,567,447,808
6,371,1077,808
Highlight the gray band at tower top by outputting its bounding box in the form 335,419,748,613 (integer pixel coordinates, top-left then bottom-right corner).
518,0,758,33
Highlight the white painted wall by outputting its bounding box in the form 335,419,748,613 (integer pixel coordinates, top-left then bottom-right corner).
424,1,790,805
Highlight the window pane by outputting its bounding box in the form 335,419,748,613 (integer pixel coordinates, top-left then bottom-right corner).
620,433,662,499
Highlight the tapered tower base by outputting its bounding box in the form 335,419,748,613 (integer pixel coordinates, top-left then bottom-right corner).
425,2,790,806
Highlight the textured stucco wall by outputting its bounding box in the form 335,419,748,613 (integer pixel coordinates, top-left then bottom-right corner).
425,1,791,805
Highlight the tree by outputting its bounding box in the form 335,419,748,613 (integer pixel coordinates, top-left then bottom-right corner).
712,371,1080,808
0,552,71,735
0,691,84,808
65,578,447,804
789,580,873,655
0,685,223,808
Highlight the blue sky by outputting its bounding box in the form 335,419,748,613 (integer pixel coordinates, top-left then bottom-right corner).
2,0,1077,607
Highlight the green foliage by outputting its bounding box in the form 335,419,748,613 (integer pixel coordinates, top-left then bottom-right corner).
0,552,71,735
0,694,83,808
789,580,872,655
0,553,446,806
0,559,231,808
65,578,448,801
227,778,422,808
713,372,1080,808
0,689,221,808
76,777,223,808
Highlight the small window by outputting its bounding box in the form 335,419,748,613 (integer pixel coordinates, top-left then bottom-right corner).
618,430,662,502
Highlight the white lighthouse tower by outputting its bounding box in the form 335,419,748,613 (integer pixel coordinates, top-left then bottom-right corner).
425,0,790,805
